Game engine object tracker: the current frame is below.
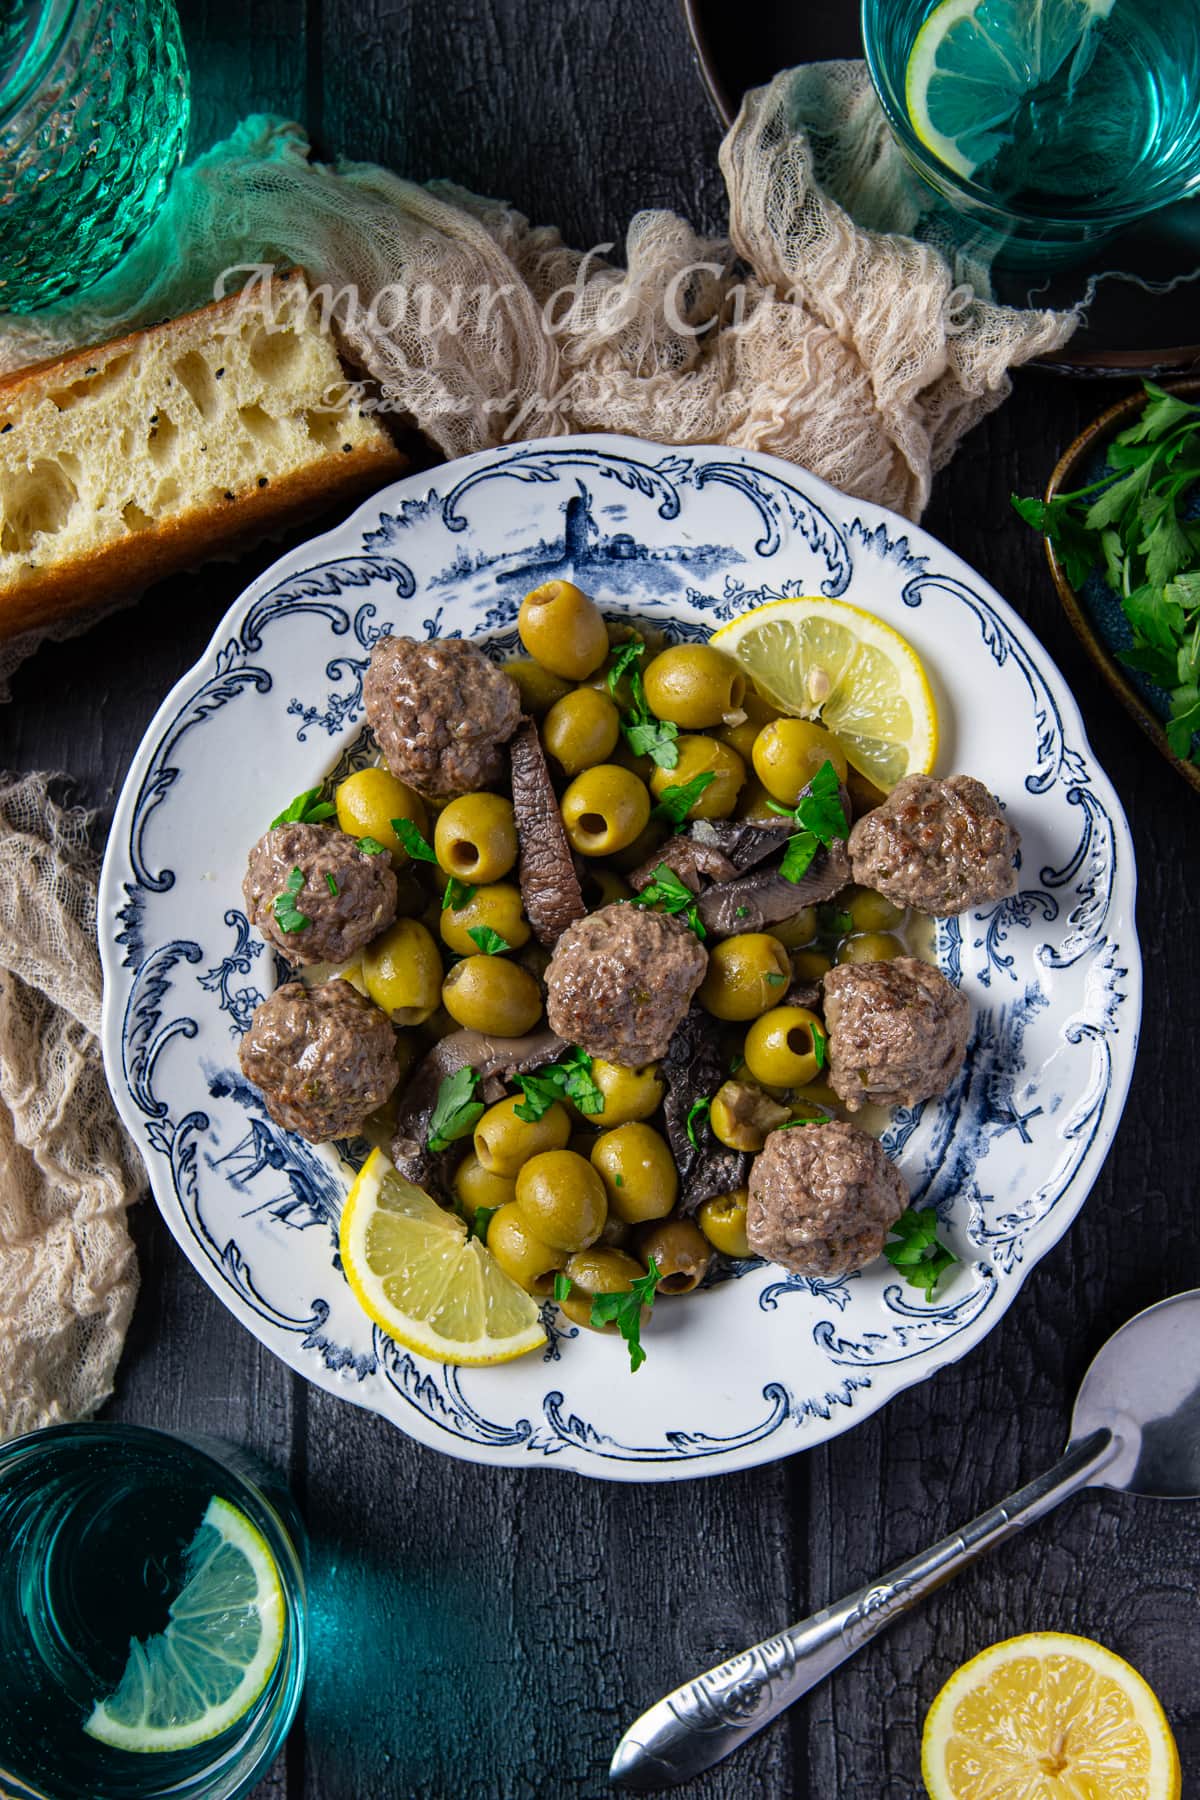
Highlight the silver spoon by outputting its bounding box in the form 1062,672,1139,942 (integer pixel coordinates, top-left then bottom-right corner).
611,1286,1200,1790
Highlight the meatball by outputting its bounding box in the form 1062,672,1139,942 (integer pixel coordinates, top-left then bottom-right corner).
545,902,707,1066
822,956,970,1112
849,774,1019,916
363,635,522,800
747,1119,908,1278
238,979,400,1142
243,822,397,966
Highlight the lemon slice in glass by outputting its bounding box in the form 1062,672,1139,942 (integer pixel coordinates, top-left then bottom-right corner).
711,596,937,791
339,1148,545,1365
84,1496,285,1754
905,0,1116,180
922,1632,1181,1800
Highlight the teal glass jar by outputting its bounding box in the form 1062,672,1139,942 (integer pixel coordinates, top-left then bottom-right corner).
0,0,189,313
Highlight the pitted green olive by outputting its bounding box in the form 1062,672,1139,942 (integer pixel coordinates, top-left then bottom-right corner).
542,687,621,777
642,644,746,728
561,764,651,856
514,1150,608,1252
473,1096,570,1176
717,688,780,763
649,736,745,820
335,766,428,865
441,954,543,1036
698,933,791,1021
634,1217,711,1293
518,580,609,679
842,885,907,932
698,1189,751,1259
486,1202,566,1296
769,906,818,949
559,1247,646,1330
590,1122,677,1223
454,1153,516,1219
434,792,518,884
438,881,530,956
743,1006,825,1087
751,719,849,804
588,1058,665,1124
502,658,572,717
361,918,443,1025
836,931,904,964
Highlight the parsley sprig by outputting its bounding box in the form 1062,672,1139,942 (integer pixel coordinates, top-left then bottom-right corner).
633,862,706,938
810,1017,828,1071
468,925,510,955
652,769,716,827
427,1066,485,1152
686,1095,711,1147
607,640,680,770
392,817,438,864
442,876,477,912
766,760,849,883
470,1205,499,1244
514,1047,605,1121
272,867,311,934
883,1207,957,1300
271,788,336,828
1014,381,1200,763
558,1256,661,1372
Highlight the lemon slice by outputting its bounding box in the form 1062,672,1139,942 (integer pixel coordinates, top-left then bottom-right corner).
922,1632,1181,1800
905,0,1115,180
339,1147,545,1365
84,1496,285,1753
712,597,937,791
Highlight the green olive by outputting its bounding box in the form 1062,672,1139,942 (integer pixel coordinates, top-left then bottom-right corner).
335,766,428,865
608,815,671,874
578,867,633,910
434,792,518,884
735,776,779,821
518,580,609,680
842,885,907,932
769,906,818,950
649,735,745,821
698,932,790,1021
590,1122,677,1223
709,1079,792,1150
361,917,443,1025
559,1246,646,1330
584,648,639,714
836,931,904,964
439,881,531,956
542,687,621,777
502,657,572,717
561,764,651,856
642,644,746,729
588,1058,664,1125
597,1213,633,1250
743,1006,825,1087
454,1153,516,1219
442,954,543,1036
792,948,833,981
515,1149,608,1252
473,1096,570,1177
634,1217,711,1293
698,1189,751,1259
486,1202,566,1296
752,719,849,804
717,688,780,763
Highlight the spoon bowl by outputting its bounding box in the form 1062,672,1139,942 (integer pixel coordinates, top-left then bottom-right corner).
1071,1288,1200,1499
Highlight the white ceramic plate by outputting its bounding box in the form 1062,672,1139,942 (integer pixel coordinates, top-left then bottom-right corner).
99,435,1140,1482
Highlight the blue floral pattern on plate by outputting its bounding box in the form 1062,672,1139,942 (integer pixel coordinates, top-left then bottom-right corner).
98,435,1141,1483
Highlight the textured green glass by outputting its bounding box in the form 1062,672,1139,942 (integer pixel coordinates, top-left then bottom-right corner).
0,0,190,312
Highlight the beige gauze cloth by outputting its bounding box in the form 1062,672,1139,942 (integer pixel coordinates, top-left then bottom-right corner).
0,66,1077,1437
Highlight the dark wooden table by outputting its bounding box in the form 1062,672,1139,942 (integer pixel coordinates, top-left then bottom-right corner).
4,3,1197,1794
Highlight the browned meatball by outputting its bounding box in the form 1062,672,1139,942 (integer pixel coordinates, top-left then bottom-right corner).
243,822,396,966
822,956,970,1113
363,635,521,800
747,1120,908,1278
849,774,1019,916
545,902,707,1065
239,979,399,1142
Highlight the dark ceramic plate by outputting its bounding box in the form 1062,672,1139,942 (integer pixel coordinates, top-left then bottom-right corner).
1044,379,1200,795
681,0,1200,378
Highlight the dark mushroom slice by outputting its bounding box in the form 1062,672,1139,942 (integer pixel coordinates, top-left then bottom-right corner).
661,1005,751,1215
689,815,793,872
508,716,587,947
697,838,853,938
627,833,736,896
391,1025,566,1195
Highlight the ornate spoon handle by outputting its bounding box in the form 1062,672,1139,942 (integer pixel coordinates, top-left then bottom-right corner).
609,1428,1117,1791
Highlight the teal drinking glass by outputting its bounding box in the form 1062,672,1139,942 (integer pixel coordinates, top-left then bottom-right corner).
0,1423,307,1800
0,0,189,312
862,0,1200,266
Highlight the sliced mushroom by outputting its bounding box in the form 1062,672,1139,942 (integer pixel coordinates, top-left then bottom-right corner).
391,1025,566,1194
697,838,853,937
661,1005,750,1214
509,717,587,946
627,833,737,896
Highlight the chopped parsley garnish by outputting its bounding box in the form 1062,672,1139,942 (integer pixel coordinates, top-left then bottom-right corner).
632,862,706,938
468,926,510,955
764,971,786,987
734,905,749,919
589,1257,662,1372
767,760,849,884
325,871,339,897
272,867,311,934
515,1047,605,1122
358,836,389,856
819,905,854,937
608,639,680,770
614,1173,624,1187
686,1095,711,1147
271,787,336,828
470,1205,499,1244
427,1066,485,1152
652,769,716,827
883,1207,957,1300
553,1271,572,1302
442,876,477,912
392,817,438,864
811,1017,828,1071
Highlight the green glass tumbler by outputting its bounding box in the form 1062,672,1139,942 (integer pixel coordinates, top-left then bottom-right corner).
0,0,190,313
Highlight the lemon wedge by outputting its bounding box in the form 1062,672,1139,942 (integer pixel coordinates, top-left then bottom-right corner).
712,596,937,791
339,1147,545,1365
922,1632,1181,1800
85,1496,285,1753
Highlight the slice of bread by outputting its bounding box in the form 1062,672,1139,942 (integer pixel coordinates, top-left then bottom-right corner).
0,271,407,638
